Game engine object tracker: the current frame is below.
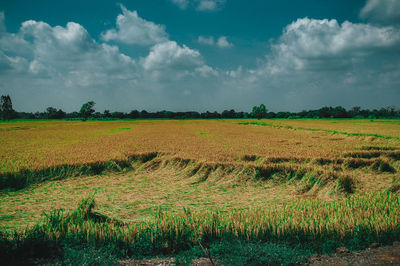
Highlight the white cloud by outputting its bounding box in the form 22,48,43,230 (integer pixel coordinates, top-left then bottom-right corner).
198,36,215,45
216,36,233,48
101,4,168,45
142,41,203,71
196,0,218,11
171,0,189,9
195,65,218,77
170,0,226,11
198,35,233,48
16,20,137,78
360,0,400,25
1,9,399,113
263,18,400,73
0,18,140,111
0,12,218,112
222,17,400,111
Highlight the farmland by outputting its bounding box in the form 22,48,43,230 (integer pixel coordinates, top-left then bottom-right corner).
1,119,400,264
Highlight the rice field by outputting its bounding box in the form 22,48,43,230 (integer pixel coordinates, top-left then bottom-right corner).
1,119,400,263
1,119,399,171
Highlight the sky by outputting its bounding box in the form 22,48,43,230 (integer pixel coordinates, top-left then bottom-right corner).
0,0,399,113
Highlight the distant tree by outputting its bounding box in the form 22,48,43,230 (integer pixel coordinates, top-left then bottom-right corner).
250,104,267,119
386,106,396,117
56,109,66,119
45,107,58,119
92,112,102,119
128,110,140,119
332,106,348,118
79,101,95,121
111,112,125,119
103,110,111,118
276,112,290,118
222,109,236,118
1,95,14,120
67,111,80,119
350,106,361,117
140,110,149,119
236,112,245,118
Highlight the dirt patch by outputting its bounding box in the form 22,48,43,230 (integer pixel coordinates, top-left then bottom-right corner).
120,257,216,266
305,242,400,266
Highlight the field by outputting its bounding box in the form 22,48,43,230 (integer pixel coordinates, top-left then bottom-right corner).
1,119,400,264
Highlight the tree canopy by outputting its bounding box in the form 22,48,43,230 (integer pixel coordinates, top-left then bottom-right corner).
79,101,96,121
250,104,268,119
0,95,15,120
1,95,400,120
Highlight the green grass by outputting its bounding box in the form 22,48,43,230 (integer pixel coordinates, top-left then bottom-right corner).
238,121,399,140
1,193,399,264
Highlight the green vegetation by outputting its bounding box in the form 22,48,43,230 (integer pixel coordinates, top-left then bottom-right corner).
1,119,399,264
1,192,399,264
79,101,96,121
0,95,16,121
250,104,268,119
2,94,400,120
239,121,399,140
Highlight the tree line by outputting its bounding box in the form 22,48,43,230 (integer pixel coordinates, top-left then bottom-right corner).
1,95,400,121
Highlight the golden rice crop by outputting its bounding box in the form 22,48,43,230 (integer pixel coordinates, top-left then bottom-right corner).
1,119,398,173
1,118,399,257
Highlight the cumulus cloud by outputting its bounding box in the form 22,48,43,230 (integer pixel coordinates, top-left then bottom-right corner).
171,0,189,10
262,18,400,73
196,0,224,11
1,8,399,113
0,17,140,111
198,35,233,48
0,12,218,112
101,4,168,45
142,41,203,71
360,0,400,25
170,0,226,11
227,17,400,111
216,36,233,48
198,36,215,45
17,20,137,78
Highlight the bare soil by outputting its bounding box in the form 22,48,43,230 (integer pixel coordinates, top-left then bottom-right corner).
119,242,400,266
120,257,216,266
305,242,400,266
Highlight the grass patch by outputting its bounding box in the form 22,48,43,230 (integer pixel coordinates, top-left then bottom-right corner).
1,193,400,263
239,121,398,140
0,152,160,190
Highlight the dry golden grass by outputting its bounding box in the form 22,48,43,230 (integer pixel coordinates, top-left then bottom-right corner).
1,119,399,173
0,119,399,233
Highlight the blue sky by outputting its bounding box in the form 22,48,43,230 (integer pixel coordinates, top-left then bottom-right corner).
0,0,399,112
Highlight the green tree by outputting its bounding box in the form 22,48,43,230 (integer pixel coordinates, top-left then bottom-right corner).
0,95,14,120
46,107,58,119
79,101,96,121
250,104,267,119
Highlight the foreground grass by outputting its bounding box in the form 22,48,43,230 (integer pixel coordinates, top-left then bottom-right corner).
1,192,399,264
1,153,397,231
